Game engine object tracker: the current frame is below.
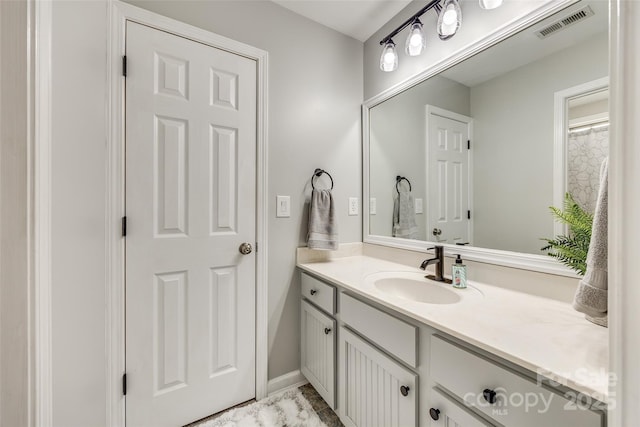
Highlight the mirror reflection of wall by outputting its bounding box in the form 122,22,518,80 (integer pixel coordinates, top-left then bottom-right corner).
367,1,608,256
567,90,609,214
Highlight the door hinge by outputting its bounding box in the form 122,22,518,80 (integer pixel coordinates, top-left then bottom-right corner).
122,373,127,396
122,216,127,237
467,210,471,220
122,56,127,77
467,140,471,150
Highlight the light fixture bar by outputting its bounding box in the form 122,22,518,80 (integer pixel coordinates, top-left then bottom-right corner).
379,0,442,45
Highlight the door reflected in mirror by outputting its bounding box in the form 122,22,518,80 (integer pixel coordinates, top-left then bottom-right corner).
366,1,608,256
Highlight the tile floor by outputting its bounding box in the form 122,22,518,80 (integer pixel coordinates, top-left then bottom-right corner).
183,383,344,427
299,383,344,427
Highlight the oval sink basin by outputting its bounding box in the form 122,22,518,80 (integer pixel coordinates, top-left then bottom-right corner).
365,272,482,305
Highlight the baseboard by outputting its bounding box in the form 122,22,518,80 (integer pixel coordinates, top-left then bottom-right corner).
266,370,308,396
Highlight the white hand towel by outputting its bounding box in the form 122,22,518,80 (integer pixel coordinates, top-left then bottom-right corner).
392,190,418,239
573,157,608,326
307,189,338,250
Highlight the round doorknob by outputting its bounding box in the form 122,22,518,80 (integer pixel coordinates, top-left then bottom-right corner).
400,385,410,396
239,242,253,255
432,228,442,236
429,408,440,421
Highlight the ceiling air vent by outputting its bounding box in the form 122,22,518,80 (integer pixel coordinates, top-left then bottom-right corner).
535,6,595,39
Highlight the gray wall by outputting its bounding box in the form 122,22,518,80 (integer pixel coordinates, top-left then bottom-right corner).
0,2,32,426
369,76,470,240
470,32,608,253
124,0,363,383
47,1,362,425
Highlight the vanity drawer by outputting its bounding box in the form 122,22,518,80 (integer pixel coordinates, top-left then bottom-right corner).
340,292,417,367
301,273,336,314
428,388,494,427
430,335,603,427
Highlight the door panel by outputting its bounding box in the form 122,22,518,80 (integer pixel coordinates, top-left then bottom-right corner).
125,21,257,427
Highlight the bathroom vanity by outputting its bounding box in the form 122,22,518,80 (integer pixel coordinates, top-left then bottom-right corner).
297,245,608,427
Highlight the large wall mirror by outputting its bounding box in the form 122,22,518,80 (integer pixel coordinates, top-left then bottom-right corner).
364,0,608,275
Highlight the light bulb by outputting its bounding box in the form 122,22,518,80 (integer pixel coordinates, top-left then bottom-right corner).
437,0,462,40
443,8,457,25
479,0,503,9
405,19,426,56
379,40,398,72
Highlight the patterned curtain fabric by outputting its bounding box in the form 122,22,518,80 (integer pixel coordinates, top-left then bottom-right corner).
567,127,609,214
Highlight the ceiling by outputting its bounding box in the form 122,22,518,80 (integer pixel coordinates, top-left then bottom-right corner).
440,0,608,87
271,0,413,42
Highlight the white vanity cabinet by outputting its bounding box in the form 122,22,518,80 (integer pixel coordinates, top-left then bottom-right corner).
339,327,417,427
299,269,606,427
300,273,337,408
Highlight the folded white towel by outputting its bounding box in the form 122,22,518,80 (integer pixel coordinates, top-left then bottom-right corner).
573,157,608,326
392,190,418,239
307,189,338,250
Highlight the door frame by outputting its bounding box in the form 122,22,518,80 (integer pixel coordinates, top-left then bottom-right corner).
552,76,609,237
424,105,474,245
106,2,269,426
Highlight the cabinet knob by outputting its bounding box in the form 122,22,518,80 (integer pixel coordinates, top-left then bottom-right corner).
429,408,440,421
400,385,410,396
483,388,497,404
310,289,317,295
324,327,332,335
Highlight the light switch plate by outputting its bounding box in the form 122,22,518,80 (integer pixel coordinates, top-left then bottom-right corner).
348,197,359,216
415,198,423,214
370,198,377,215
276,195,290,218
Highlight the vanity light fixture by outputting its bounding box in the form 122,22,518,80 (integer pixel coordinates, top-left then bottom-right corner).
379,0,501,72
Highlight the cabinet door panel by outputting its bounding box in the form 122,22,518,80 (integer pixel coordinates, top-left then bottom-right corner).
301,300,336,407
339,327,417,427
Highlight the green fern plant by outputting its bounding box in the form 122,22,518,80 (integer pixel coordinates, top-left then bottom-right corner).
541,193,593,276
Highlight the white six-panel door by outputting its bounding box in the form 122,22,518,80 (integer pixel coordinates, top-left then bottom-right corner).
426,106,472,245
125,21,257,427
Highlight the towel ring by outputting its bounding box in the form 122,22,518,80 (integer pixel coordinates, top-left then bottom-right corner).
396,176,412,193
312,168,334,190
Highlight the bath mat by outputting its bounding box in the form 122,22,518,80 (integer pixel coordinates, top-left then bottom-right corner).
193,389,328,427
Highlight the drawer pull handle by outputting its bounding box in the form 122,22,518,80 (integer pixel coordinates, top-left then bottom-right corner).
429,408,440,421
324,328,332,335
400,385,410,396
310,289,317,296
483,388,497,404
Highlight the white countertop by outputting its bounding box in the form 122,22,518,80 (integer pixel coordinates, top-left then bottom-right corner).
297,254,609,401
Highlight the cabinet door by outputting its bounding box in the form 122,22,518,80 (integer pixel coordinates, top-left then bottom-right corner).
301,300,336,408
339,327,417,427
428,388,494,427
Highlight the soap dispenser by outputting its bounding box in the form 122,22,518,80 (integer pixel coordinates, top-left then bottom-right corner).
452,254,467,289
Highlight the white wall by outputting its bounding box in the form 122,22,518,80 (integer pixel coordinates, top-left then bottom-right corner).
470,32,608,254
45,1,362,425
369,75,470,240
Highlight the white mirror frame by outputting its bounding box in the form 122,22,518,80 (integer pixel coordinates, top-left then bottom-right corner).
553,76,610,237
363,0,580,277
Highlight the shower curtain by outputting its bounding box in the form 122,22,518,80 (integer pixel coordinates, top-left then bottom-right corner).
567,127,609,214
